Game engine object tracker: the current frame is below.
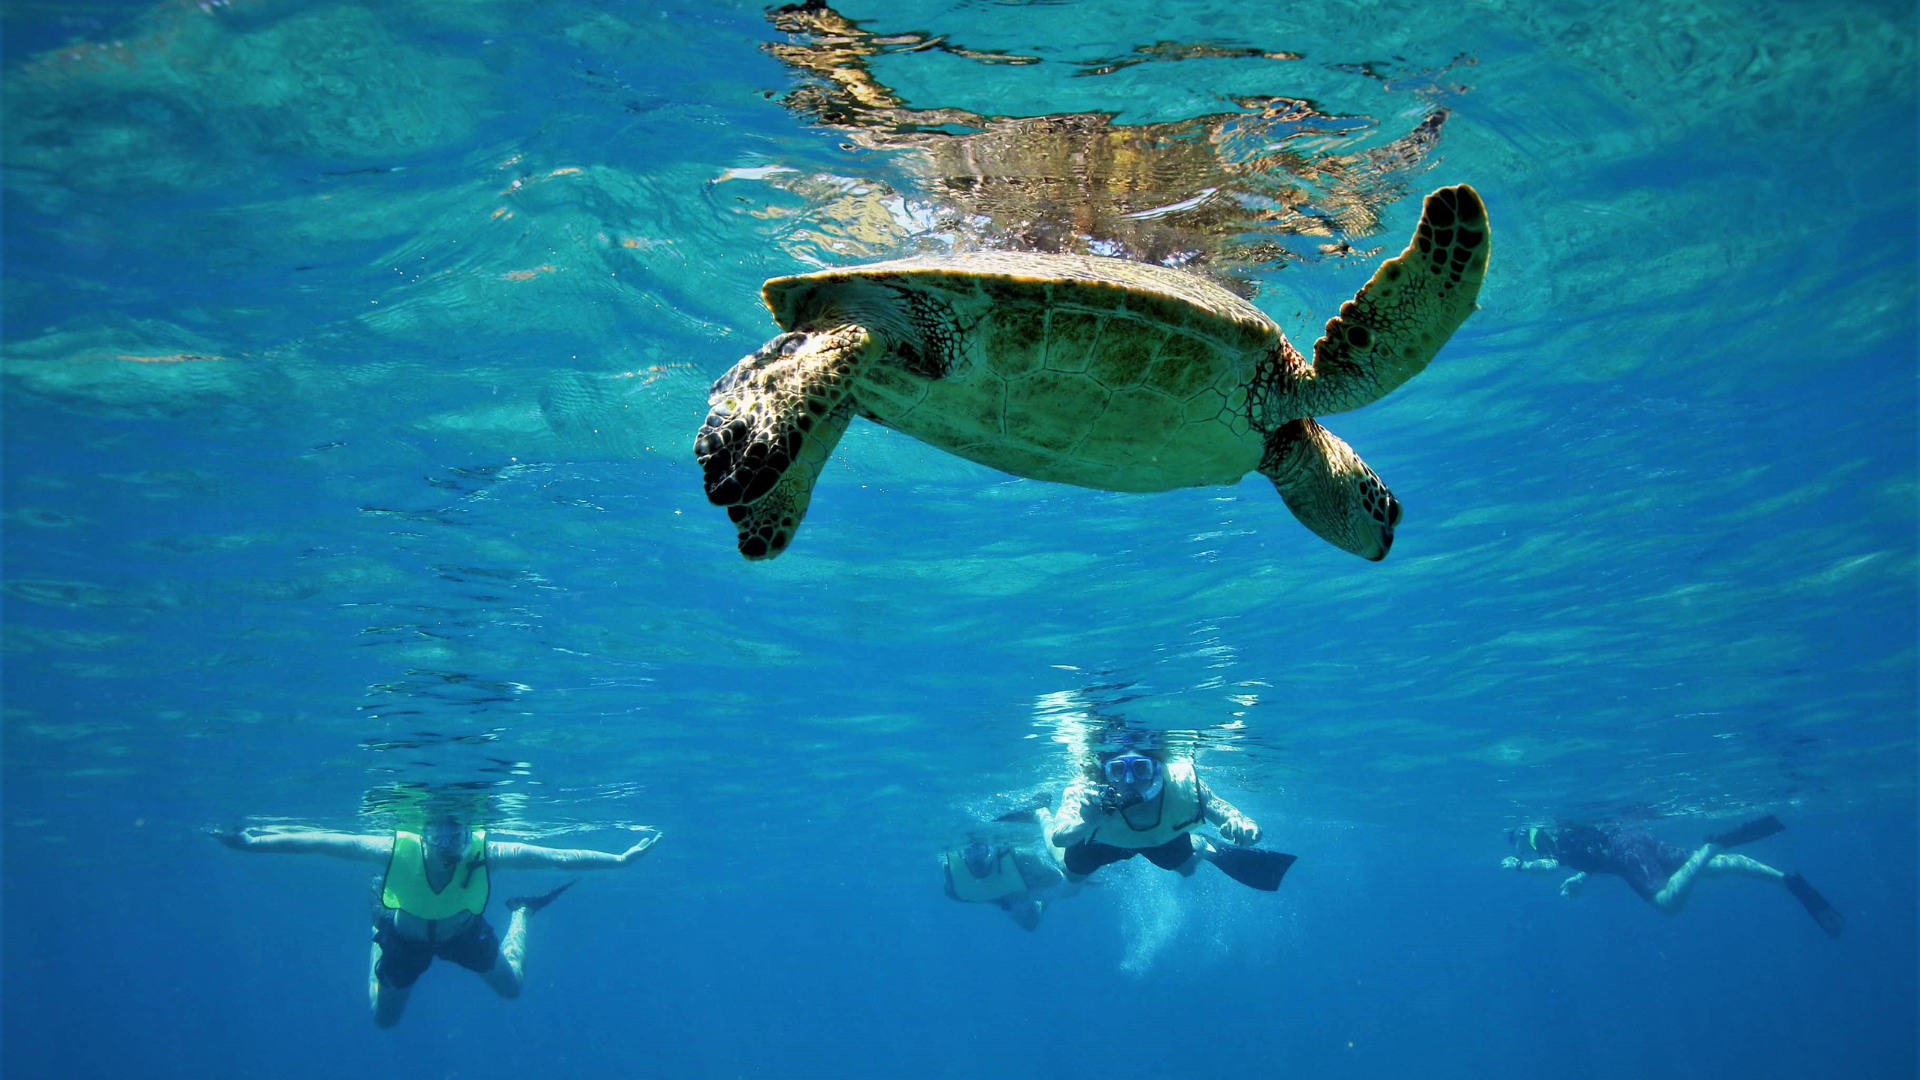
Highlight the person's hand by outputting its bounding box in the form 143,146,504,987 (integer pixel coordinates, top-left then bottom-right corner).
1049,820,1088,846
620,828,662,864
1220,814,1260,846
1559,875,1583,898
1050,792,1101,846
211,827,253,851
1077,789,1105,819
1501,856,1522,871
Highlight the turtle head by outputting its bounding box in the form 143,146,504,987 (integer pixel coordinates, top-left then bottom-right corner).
734,329,817,372
1259,418,1401,560
734,325,877,375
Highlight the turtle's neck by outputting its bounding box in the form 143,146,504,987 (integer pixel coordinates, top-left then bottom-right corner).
1247,337,1314,431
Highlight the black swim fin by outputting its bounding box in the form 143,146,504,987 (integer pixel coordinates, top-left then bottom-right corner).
992,792,1055,823
1206,847,1297,892
506,879,578,915
1706,815,1785,849
1784,873,1843,938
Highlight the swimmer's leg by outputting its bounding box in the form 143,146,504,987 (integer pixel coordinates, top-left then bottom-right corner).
368,940,412,1028
480,909,528,999
1706,853,1844,934
1651,842,1719,913
1653,844,1785,910
478,881,575,998
1702,852,1786,883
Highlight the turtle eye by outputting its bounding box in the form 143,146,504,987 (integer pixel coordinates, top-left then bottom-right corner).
1386,497,1402,528
779,334,807,358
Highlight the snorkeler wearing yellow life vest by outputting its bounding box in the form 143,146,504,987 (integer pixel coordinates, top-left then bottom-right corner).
216,814,661,1026
942,802,1081,930
1047,737,1296,892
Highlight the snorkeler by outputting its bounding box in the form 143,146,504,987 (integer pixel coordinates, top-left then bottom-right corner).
1047,735,1296,891
941,802,1082,930
216,814,661,1026
1503,815,1842,937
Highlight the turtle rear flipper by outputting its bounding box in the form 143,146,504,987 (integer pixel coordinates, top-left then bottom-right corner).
695,325,873,559
1298,184,1490,416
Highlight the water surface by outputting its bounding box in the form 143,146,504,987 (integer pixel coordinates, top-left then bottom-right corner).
3,1,1915,1077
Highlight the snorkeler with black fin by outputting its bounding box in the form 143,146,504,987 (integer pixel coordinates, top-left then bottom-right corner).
216,811,662,1025
1047,732,1297,892
1503,815,1841,938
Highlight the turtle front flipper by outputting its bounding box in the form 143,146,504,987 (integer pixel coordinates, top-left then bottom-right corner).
1259,418,1400,561
694,325,875,559
1294,184,1490,416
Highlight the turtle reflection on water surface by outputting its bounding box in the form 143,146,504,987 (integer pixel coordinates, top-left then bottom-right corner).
758,0,1460,283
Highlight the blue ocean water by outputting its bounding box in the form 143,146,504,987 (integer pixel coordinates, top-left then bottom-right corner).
3,0,1915,1076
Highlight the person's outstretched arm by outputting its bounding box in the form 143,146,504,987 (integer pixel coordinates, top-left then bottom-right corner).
1198,778,1260,845
488,829,662,871
215,829,391,863
1048,782,1101,847
1558,871,1587,897
1499,856,1562,873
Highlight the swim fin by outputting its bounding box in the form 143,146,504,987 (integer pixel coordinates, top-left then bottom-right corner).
993,792,1056,823
506,879,578,915
1705,815,1785,849
1206,847,1297,891
1784,873,1843,938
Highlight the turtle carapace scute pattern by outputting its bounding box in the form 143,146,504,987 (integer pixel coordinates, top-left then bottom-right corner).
693,183,1489,561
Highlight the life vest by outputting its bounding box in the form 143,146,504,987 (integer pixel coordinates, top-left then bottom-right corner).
1086,760,1207,849
943,845,1030,903
382,829,489,919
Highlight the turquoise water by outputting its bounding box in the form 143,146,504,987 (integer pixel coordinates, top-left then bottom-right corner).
3,1,1915,1076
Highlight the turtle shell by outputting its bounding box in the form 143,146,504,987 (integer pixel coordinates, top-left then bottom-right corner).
761,252,1283,492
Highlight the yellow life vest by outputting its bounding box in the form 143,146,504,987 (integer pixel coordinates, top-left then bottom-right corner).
382,829,489,919
944,845,1030,903
1088,760,1206,849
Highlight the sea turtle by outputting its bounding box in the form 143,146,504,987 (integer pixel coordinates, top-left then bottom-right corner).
694,183,1489,560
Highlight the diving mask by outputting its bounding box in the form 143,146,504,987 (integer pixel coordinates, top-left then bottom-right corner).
1099,753,1164,809
1102,753,1159,786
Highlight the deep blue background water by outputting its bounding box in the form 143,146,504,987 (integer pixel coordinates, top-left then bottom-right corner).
4,0,1916,1077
